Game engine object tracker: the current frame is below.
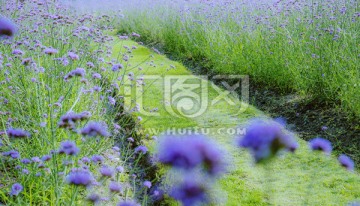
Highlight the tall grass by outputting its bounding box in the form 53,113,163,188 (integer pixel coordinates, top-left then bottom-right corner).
118,0,360,119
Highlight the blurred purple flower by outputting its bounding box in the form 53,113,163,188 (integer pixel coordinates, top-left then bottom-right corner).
66,169,93,186
143,180,152,189
6,128,30,138
338,154,354,171
309,137,332,155
59,140,79,156
109,181,122,193
117,201,139,206
87,193,101,204
170,179,207,206
68,52,79,60
134,145,148,154
112,64,123,72
21,158,31,164
99,166,114,177
158,135,225,175
3,150,20,159
44,47,58,55
31,157,41,163
238,118,298,163
10,183,23,196
81,121,109,137
91,155,104,164
0,17,17,37
41,155,51,162
116,166,124,173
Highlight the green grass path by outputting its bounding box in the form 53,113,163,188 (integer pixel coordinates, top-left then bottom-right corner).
111,38,360,205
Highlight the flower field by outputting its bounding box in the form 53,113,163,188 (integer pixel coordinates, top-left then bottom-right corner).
0,0,359,205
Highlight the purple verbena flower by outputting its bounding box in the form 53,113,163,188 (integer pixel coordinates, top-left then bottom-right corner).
117,201,140,206
81,122,109,137
134,145,148,154
10,183,23,196
66,169,93,186
0,17,17,37
158,135,225,174
68,52,79,60
99,166,114,177
87,193,101,203
31,157,41,163
238,118,298,163
338,154,355,171
143,180,152,189
109,181,122,193
3,150,20,159
21,158,31,164
309,137,332,155
6,128,30,138
91,155,104,164
112,63,123,72
59,140,79,156
170,179,207,206
44,47,58,55
41,155,51,162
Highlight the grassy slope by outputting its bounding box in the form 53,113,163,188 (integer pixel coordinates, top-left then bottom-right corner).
112,39,360,205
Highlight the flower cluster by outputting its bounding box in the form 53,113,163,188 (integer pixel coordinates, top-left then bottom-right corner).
238,118,298,163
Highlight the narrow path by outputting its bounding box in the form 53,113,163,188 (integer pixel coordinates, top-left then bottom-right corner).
111,38,360,205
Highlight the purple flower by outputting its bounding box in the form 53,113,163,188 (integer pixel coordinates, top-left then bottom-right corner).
68,52,79,60
87,193,100,203
64,68,85,80
6,128,30,138
134,145,148,154
92,73,101,79
81,122,109,137
238,118,298,163
309,137,332,155
21,158,31,164
112,146,120,152
86,62,95,68
10,183,23,196
338,154,355,171
0,17,17,37
3,150,20,159
66,169,93,186
44,47,58,55
99,166,114,177
58,111,90,128
81,157,90,164
108,96,116,105
31,157,41,163
170,179,207,206
109,181,122,193
158,136,203,170
112,64,123,72
12,49,24,55
143,180,152,189
41,155,51,162
91,155,104,164
117,201,139,206
158,135,225,174
132,32,141,38
59,140,79,156
116,166,124,173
